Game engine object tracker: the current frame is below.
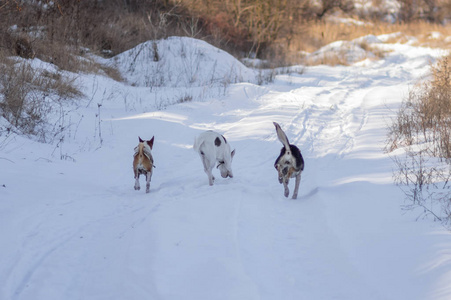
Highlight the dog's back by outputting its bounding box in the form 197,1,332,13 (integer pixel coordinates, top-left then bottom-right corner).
194,130,235,185
194,131,231,160
133,142,153,174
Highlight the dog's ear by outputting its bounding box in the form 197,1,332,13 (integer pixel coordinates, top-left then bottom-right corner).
148,136,154,149
231,149,235,158
273,122,291,152
139,136,144,143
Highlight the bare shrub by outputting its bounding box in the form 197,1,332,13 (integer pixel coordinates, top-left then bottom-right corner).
387,55,451,227
256,69,277,85
1,0,449,70
0,61,48,136
311,0,355,19
0,56,82,141
392,148,451,223
397,0,450,23
177,93,193,103
14,36,35,59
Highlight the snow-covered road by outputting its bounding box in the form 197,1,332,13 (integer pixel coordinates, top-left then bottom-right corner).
1,37,450,300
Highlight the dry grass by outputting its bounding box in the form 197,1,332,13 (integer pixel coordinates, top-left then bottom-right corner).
304,50,350,66
297,20,451,52
387,54,451,156
281,20,451,66
0,52,83,138
386,54,451,226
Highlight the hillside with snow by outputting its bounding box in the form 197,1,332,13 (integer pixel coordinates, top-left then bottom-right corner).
1,35,451,300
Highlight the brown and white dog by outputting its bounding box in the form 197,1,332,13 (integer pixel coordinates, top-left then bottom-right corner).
273,122,304,199
194,130,235,186
133,136,154,193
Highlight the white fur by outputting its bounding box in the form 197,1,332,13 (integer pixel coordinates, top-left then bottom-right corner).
194,131,235,186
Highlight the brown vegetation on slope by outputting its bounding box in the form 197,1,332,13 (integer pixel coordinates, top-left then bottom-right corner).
387,55,451,226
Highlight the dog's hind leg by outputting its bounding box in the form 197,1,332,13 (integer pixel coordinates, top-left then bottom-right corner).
146,171,152,193
292,173,301,199
134,171,140,190
201,155,215,186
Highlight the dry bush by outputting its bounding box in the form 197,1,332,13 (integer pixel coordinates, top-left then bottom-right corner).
0,0,219,75
310,0,355,19
1,0,449,69
397,0,451,23
387,56,451,156
0,54,82,140
386,54,451,227
0,59,49,137
31,40,124,81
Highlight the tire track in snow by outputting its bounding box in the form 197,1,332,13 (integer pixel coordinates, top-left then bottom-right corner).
206,66,400,298
4,186,168,300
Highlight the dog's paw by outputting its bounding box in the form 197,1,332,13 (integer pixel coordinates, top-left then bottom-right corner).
134,185,140,190
284,189,289,198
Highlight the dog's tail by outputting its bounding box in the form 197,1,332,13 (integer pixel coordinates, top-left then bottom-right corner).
193,136,201,152
273,122,291,152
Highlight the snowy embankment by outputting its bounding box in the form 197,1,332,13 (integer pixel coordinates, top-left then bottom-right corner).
1,36,451,300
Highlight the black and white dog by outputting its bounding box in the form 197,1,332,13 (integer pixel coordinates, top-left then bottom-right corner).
194,130,235,186
273,122,304,199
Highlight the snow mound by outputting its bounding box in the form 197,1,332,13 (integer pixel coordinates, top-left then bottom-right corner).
111,37,256,88
304,34,392,65
377,32,404,43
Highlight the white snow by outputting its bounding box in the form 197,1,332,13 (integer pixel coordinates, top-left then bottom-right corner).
111,37,257,88
1,35,451,300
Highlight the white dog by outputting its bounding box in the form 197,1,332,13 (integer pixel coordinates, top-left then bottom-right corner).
194,131,235,186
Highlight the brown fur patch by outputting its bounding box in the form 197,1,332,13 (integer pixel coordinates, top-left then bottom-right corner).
133,143,153,177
